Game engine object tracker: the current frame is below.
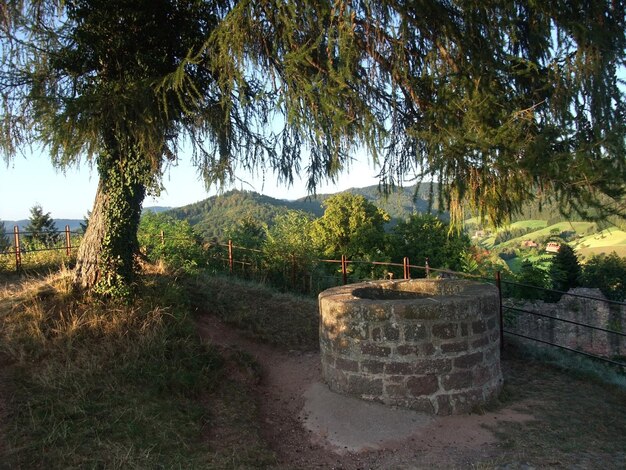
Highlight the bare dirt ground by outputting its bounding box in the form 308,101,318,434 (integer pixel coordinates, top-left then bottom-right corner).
197,314,541,469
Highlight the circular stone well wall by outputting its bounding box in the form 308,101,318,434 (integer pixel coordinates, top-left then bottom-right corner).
319,279,502,415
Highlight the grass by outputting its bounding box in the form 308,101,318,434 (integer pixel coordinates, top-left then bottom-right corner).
574,228,626,259
486,341,626,467
0,269,274,469
2,268,625,468
185,274,319,352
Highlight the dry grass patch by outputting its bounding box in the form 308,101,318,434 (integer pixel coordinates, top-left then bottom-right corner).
0,271,234,469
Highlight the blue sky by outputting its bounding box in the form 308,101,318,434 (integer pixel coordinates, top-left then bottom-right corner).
0,148,381,220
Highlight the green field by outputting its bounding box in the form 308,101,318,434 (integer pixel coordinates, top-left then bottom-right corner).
473,220,625,273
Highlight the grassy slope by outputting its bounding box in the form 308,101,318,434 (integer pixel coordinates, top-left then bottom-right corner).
573,229,626,258
478,222,626,269
0,271,274,469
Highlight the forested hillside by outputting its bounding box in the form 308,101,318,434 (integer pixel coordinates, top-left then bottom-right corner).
166,184,442,239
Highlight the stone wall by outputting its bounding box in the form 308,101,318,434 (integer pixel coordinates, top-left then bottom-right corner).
319,279,502,415
504,288,626,358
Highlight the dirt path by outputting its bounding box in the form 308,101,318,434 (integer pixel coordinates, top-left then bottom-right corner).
196,313,535,469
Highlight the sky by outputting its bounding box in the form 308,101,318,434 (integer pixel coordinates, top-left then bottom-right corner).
0,148,382,221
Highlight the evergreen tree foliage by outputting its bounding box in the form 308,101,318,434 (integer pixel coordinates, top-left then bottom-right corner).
2,1,625,295
226,216,267,250
549,244,582,293
580,252,626,301
388,213,470,276
513,260,550,300
24,204,59,248
79,211,91,234
0,220,10,252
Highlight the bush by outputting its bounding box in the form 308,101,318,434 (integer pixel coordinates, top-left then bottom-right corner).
138,212,207,274
580,252,626,301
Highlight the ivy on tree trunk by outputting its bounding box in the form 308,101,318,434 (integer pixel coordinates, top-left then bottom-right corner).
73,147,150,297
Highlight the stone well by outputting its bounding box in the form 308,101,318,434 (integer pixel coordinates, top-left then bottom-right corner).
318,279,502,415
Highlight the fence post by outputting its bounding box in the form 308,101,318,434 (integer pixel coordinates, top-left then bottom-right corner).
228,239,234,274
13,225,21,272
425,257,430,277
65,225,72,256
403,257,410,279
341,255,348,285
160,230,165,246
495,271,504,352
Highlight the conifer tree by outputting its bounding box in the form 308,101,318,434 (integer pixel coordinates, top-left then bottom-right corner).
549,244,582,293
0,220,10,253
2,1,625,296
24,204,59,248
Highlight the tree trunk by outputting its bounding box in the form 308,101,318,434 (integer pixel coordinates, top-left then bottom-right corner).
73,151,148,297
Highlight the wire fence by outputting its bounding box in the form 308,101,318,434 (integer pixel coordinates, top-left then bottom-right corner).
0,225,81,272
2,227,624,371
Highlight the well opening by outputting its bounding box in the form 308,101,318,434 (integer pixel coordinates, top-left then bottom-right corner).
318,279,503,415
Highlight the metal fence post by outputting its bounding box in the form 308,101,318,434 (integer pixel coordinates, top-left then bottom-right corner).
65,225,72,256
495,271,504,352
228,239,234,274
403,257,410,279
341,255,347,285
13,225,21,272
425,257,430,277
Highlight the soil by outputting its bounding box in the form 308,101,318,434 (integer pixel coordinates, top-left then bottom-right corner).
196,314,536,469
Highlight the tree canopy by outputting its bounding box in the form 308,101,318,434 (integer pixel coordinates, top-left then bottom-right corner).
312,193,390,260
24,204,59,248
1,0,625,295
389,213,470,274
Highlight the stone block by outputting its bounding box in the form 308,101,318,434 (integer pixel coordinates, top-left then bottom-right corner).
407,375,439,396
442,370,472,391
360,343,391,357
384,383,407,397
449,390,484,413
436,395,453,416
471,336,489,349
404,323,427,341
385,362,416,375
413,358,452,375
361,360,385,374
335,357,359,372
440,341,469,353
472,320,486,334
349,375,384,396
384,324,400,341
396,344,419,356
472,366,491,387
432,322,458,339
403,397,436,414
371,326,382,341
453,351,484,369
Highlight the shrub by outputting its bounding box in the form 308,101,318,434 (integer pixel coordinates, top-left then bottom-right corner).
580,252,626,301
138,212,206,274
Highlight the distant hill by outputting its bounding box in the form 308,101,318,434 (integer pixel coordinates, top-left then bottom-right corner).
166,190,295,239
166,184,443,240
2,219,83,233
143,206,173,214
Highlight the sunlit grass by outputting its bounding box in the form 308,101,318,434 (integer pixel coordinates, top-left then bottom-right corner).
0,270,231,468
187,273,319,352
